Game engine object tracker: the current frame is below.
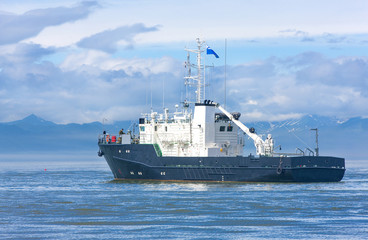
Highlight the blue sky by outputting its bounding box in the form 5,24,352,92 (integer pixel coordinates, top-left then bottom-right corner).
0,0,368,123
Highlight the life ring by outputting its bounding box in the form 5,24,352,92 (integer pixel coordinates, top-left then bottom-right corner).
106,135,110,143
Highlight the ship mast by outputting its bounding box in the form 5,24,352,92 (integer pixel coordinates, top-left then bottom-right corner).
184,38,205,103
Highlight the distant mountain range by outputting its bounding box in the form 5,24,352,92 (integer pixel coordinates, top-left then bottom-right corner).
245,115,368,160
0,114,133,153
0,114,367,160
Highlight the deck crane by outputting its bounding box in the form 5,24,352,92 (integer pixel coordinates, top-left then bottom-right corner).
215,102,274,156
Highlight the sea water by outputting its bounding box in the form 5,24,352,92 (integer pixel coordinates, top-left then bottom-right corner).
0,155,367,239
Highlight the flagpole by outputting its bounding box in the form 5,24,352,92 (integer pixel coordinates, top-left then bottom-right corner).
224,38,227,108
204,43,206,101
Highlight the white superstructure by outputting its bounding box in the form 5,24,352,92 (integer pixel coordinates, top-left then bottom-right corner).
139,38,274,157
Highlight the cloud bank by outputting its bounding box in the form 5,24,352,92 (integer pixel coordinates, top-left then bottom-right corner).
0,1,98,45
77,23,160,53
0,1,368,124
1,39,367,124
0,42,182,123
209,53,368,121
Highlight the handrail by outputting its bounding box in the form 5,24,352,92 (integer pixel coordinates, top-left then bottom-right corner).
296,148,305,156
305,148,315,156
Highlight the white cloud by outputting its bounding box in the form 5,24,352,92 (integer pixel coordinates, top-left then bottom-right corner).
60,50,181,76
0,1,98,45
246,100,258,106
77,23,159,53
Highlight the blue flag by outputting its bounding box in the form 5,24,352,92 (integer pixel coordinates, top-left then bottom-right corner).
206,46,219,58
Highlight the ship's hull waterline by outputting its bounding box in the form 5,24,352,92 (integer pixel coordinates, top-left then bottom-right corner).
99,144,345,182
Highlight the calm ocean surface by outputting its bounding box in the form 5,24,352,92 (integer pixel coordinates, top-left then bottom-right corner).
0,154,367,239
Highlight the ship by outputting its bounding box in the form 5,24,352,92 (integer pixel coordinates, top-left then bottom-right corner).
98,38,345,182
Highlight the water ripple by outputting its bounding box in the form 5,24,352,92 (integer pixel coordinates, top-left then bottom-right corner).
0,159,367,239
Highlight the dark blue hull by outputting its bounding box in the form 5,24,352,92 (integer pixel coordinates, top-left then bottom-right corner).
98,144,345,182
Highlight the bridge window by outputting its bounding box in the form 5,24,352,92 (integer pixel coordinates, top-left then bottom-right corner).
227,126,233,132
220,126,225,132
